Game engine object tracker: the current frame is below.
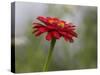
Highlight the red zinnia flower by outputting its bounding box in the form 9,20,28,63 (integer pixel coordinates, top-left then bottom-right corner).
32,16,77,42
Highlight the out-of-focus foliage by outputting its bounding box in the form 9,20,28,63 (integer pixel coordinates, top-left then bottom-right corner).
14,3,97,73
46,4,72,18
74,8,97,68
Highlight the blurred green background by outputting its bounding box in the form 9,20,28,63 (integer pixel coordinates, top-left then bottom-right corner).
14,2,97,73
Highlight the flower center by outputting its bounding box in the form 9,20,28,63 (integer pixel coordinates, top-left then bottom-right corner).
48,18,65,28
48,19,54,24
48,18,58,24
58,21,65,28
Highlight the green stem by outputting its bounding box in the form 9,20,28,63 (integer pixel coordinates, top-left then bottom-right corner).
43,38,56,71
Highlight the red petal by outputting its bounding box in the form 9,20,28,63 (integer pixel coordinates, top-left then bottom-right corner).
69,31,78,37
64,34,73,42
68,28,75,31
46,25,55,29
59,31,66,36
46,32,52,41
33,25,42,28
52,31,61,39
64,36,69,41
35,31,42,36
65,26,76,31
64,36,74,42
32,23,43,28
38,27,48,33
37,16,48,24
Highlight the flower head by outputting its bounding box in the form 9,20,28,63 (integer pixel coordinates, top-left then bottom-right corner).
32,16,77,42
